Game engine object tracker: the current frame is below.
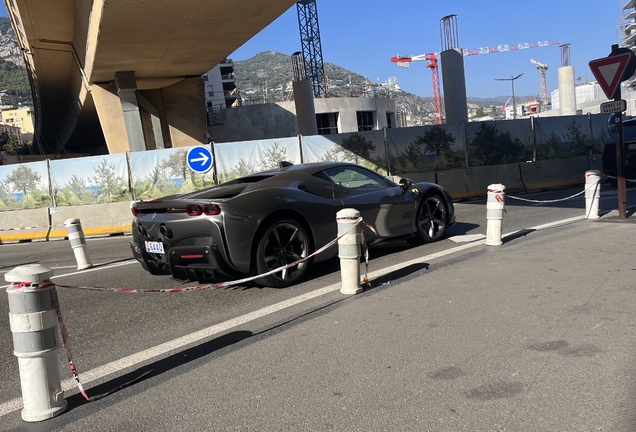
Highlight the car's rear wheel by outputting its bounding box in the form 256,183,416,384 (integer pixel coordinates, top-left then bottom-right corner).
255,217,311,288
412,193,447,244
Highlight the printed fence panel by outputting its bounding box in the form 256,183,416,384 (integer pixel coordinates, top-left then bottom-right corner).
589,113,611,149
129,147,215,200
465,119,533,167
534,115,600,160
302,130,387,174
386,123,466,174
214,137,301,183
0,161,50,210
50,154,129,206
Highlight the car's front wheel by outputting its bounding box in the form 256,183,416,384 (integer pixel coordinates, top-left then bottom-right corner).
255,217,311,288
412,193,447,244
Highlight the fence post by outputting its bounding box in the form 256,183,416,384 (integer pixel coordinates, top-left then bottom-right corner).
5,264,67,422
64,218,93,270
486,184,506,246
336,208,362,295
585,170,601,220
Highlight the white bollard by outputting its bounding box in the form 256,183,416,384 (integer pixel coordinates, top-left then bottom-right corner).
64,218,93,270
336,208,362,295
5,264,67,422
485,184,506,246
585,170,601,220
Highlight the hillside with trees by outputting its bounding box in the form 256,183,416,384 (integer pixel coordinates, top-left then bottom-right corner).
233,51,509,126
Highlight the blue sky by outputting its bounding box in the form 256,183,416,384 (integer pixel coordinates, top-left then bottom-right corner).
229,0,623,100
0,1,623,99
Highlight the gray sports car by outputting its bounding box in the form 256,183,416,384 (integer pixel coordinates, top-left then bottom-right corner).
130,162,455,287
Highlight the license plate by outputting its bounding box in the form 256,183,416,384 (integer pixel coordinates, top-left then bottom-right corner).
145,241,164,254
629,143,636,150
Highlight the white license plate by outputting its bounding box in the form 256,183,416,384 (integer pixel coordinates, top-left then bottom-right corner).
145,241,165,254
629,143,636,150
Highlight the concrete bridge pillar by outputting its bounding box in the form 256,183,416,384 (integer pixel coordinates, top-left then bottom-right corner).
91,74,206,153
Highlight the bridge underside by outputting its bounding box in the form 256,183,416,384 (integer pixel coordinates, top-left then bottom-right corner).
7,0,297,154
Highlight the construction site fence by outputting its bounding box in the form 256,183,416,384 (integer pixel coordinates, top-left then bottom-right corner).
0,113,611,217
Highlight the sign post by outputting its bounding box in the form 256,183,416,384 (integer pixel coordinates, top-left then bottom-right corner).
589,44,636,219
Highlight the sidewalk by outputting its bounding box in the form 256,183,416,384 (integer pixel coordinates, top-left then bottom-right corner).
3,214,636,431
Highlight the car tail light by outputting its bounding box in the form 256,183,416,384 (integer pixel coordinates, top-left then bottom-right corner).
203,204,220,215
132,206,139,217
186,204,203,216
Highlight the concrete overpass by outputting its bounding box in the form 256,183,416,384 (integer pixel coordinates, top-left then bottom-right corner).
5,0,297,154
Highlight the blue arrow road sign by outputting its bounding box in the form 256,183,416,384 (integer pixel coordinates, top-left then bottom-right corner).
186,146,213,173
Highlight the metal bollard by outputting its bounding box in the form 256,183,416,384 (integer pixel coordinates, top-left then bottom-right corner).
5,264,67,422
585,170,601,220
64,218,93,270
485,184,506,246
336,208,362,295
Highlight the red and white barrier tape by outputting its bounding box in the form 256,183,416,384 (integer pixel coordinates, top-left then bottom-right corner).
9,218,375,401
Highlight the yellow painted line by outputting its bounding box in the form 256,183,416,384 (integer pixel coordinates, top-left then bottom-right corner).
0,226,131,243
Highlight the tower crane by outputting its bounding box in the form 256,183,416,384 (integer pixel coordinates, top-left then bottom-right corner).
296,0,325,98
391,40,558,123
390,53,443,124
529,58,549,110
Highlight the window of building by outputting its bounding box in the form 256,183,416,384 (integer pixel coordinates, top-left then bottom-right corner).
386,112,393,129
316,112,339,135
357,111,374,131
207,85,214,97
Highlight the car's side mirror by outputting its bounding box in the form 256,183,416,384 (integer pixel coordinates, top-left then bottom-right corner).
399,178,413,191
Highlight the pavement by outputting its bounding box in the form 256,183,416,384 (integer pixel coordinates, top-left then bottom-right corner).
3,210,636,431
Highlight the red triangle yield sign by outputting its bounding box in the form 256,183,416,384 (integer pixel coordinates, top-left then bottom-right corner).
589,53,632,100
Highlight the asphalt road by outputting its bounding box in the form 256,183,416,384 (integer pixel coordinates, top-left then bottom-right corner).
0,183,633,429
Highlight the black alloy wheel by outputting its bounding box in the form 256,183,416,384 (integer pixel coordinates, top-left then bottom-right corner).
255,217,311,287
414,193,447,244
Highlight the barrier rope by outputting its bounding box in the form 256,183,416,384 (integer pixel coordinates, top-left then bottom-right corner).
605,174,636,183
8,218,375,402
505,181,599,204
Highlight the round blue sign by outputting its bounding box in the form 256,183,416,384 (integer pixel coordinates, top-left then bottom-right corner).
608,113,616,136
186,146,213,174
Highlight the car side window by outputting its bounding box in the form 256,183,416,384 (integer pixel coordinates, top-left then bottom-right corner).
322,166,386,190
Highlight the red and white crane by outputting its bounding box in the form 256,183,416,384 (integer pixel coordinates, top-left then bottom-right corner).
529,58,549,110
390,53,442,124
390,40,559,123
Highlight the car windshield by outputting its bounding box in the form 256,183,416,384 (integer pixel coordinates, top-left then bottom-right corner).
322,166,385,190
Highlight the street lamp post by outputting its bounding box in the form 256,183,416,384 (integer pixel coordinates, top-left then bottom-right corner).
496,73,523,119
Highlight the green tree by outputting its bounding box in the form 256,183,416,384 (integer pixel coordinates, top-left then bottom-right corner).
259,142,288,171
340,133,376,162
565,118,594,156
90,159,128,203
64,174,94,203
469,123,527,166
5,164,41,196
0,131,24,155
415,126,455,157
159,149,189,180
231,159,254,178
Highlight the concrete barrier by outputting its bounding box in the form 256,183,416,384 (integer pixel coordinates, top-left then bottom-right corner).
520,156,589,192
395,172,437,184
436,164,525,200
50,202,133,239
0,207,51,243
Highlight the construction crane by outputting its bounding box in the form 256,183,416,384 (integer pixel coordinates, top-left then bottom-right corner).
529,58,549,110
390,53,442,124
391,40,558,123
296,0,325,98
